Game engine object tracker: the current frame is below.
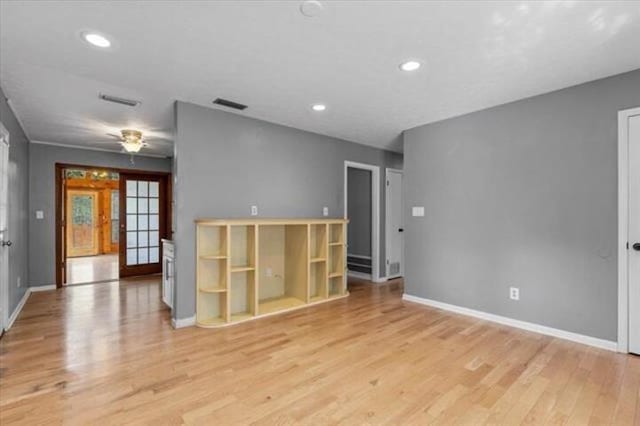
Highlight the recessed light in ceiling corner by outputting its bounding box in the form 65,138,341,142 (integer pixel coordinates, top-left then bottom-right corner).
399,60,421,72
81,31,112,48
311,103,327,112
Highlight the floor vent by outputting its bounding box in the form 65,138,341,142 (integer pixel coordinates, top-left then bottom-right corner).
213,98,247,111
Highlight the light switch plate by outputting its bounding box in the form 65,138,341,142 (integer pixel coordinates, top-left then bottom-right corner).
412,206,425,217
323,207,329,216
36,210,44,219
251,205,258,216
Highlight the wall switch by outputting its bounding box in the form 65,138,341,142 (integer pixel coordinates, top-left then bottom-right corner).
35,210,44,219
412,206,425,217
251,205,258,216
323,207,329,216
509,287,520,301
17,277,21,287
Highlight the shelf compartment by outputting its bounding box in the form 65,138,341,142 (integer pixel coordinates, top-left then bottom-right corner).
258,224,308,313
310,257,326,263
328,272,343,279
230,225,256,269
197,291,227,326
329,223,344,245
197,257,227,292
258,296,306,315
328,276,344,297
197,225,228,258
309,224,327,260
328,244,344,276
310,261,327,301
230,270,256,319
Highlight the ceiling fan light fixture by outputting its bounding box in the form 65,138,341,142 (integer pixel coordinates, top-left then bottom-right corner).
120,129,145,153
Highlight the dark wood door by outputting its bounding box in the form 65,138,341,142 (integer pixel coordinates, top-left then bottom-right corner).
119,173,168,278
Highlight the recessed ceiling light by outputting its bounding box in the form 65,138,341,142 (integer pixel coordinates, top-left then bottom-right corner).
399,60,421,72
312,104,327,112
82,32,111,48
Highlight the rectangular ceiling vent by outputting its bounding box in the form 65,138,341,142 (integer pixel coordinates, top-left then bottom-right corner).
99,93,140,107
213,98,247,111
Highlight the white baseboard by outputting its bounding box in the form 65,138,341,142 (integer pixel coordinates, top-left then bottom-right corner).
402,293,617,352
6,289,31,330
373,275,388,283
30,285,56,292
348,271,372,280
172,315,196,329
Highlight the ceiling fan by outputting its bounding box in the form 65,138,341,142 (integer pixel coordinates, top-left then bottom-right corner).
106,129,148,154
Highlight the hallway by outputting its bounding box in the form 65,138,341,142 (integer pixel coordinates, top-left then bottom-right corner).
65,253,118,285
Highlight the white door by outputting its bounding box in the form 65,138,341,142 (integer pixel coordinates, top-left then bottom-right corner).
0,123,10,331
386,169,403,278
628,112,640,354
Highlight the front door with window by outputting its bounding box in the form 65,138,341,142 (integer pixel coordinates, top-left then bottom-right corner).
119,173,168,277
66,189,100,257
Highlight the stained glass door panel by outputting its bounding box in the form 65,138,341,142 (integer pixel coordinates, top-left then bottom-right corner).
66,189,99,257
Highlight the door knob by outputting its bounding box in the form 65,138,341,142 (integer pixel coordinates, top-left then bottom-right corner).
1,240,12,247
633,243,640,251
398,228,404,232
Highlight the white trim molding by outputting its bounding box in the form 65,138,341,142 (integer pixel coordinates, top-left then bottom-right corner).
6,289,30,331
618,106,640,353
30,285,57,292
344,161,381,282
172,315,196,329
385,167,404,279
403,293,617,352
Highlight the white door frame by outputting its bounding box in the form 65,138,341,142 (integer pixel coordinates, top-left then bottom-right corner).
617,106,640,353
344,161,381,282
0,122,9,332
385,168,404,279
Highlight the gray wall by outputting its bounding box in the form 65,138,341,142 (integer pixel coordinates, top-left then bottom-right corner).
174,101,402,320
0,87,29,317
347,167,372,257
404,69,640,341
28,143,172,287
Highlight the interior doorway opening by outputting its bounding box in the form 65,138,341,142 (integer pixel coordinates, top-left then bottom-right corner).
64,168,120,285
56,163,171,288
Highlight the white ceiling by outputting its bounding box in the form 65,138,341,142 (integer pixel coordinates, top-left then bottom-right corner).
1,1,639,156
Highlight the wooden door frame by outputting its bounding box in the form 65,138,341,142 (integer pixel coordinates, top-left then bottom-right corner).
618,106,640,353
55,163,172,288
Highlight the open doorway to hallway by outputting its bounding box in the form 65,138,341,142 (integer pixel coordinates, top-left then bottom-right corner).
56,164,171,288
64,168,120,285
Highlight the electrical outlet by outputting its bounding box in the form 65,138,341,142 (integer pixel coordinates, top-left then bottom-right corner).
266,267,273,278
323,207,329,216
509,287,520,301
251,205,258,216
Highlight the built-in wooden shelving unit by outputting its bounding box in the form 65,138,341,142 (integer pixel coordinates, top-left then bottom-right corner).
195,218,348,328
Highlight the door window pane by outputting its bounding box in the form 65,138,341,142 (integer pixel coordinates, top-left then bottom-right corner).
149,247,159,263
138,198,148,214
149,231,159,246
127,214,137,231
126,181,137,196
127,249,137,265
138,181,148,197
149,182,159,197
126,197,137,214
127,232,137,248
138,231,148,247
149,198,159,214
111,190,119,244
138,248,149,264
149,214,159,230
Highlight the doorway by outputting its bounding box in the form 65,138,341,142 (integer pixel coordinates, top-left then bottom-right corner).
344,161,380,282
385,168,404,279
56,164,171,288
618,106,640,354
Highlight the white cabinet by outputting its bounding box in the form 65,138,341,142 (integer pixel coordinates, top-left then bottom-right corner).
162,239,174,309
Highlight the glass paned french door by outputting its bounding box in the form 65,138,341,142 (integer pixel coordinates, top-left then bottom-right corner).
119,173,168,277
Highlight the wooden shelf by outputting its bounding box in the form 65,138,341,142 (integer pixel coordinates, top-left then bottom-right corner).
197,317,226,327
329,242,343,246
310,257,326,263
259,296,305,315
200,255,227,260
328,272,343,279
199,287,226,294
231,265,255,273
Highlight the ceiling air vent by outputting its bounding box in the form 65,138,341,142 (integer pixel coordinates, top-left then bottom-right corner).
213,98,247,111
99,93,140,107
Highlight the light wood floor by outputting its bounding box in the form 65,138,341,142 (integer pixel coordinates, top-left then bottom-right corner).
1,277,639,425
66,253,119,285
